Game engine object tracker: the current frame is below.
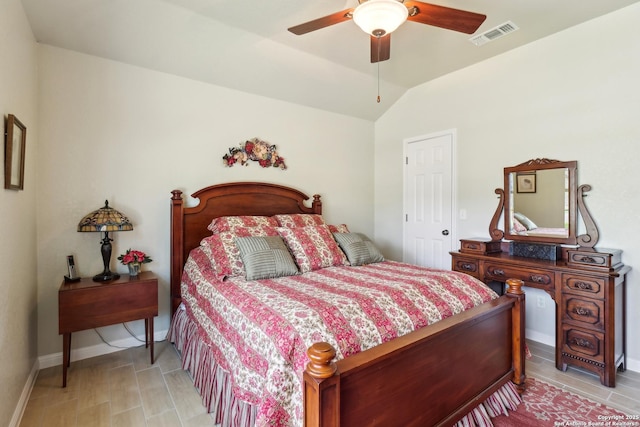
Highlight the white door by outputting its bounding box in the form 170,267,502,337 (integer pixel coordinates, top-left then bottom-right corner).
403,130,455,269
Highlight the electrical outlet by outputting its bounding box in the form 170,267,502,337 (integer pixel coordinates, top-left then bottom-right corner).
536,296,546,308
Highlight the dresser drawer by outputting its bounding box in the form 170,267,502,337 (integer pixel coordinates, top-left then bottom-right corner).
562,325,604,363
562,295,605,330
562,274,605,299
452,257,480,278
484,264,554,290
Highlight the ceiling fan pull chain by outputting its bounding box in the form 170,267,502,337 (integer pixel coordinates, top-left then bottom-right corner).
377,64,381,103
377,41,381,103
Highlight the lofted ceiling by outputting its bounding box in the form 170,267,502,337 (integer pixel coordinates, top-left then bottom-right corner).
21,0,639,121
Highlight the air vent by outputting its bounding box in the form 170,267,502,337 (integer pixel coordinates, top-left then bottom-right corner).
469,21,519,46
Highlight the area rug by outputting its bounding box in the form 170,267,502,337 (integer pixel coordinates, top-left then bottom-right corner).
492,377,628,426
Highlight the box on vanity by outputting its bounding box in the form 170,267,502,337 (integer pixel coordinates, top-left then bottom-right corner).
509,241,561,261
459,238,502,255
567,248,622,271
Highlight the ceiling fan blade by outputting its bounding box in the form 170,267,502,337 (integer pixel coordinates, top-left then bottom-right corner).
404,1,486,34
288,8,354,35
371,34,391,63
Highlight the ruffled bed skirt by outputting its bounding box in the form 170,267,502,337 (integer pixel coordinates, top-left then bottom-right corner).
167,307,521,427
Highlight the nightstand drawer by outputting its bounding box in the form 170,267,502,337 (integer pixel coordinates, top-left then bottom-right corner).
561,274,605,299
484,264,554,290
562,296,605,330
59,279,157,333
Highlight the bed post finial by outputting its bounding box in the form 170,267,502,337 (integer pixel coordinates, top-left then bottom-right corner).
312,194,322,215
304,342,339,427
306,342,337,379
506,278,524,295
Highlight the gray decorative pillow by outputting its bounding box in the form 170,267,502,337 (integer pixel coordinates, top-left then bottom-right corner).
333,233,384,266
234,236,299,280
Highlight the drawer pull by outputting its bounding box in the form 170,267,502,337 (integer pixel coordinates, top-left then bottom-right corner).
573,307,592,317
460,263,475,271
529,275,548,284
492,269,505,276
579,256,597,263
466,244,479,249
572,281,593,291
571,338,594,349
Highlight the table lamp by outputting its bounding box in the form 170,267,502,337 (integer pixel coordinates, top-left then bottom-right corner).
78,200,133,281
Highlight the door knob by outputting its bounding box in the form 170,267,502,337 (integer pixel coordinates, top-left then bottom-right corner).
442,230,449,236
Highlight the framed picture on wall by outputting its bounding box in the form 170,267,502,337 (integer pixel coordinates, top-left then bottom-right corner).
516,172,536,193
4,114,26,190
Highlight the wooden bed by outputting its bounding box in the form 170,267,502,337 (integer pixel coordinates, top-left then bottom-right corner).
170,182,526,427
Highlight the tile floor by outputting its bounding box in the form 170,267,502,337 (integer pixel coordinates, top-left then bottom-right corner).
18,339,640,426
19,340,216,427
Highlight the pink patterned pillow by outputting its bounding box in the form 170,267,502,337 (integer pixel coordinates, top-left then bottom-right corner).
196,244,218,272
200,226,278,280
273,214,325,228
207,216,279,234
512,217,527,233
328,224,350,234
277,225,348,273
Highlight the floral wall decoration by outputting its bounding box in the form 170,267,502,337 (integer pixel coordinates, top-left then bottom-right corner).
223,137,287,169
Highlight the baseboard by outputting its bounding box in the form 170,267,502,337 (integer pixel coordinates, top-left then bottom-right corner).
9,360,39,427
525,329,555,347
39,329,168,369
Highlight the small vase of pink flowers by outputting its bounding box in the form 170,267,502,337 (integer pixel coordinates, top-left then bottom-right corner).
118,249,152,277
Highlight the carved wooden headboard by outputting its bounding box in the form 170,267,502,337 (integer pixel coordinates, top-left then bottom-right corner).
170,182,322,314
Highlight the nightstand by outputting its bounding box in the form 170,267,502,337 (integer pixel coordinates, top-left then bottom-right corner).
58,271,158,387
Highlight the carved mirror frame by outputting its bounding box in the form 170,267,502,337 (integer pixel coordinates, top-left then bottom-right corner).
489,158,599,248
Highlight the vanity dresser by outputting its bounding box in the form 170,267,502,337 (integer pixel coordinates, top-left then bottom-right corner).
451,159,630,387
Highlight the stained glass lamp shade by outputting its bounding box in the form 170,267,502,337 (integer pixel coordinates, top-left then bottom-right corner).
78,200,133,281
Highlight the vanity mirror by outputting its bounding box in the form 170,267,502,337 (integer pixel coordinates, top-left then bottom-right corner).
489,158,599,248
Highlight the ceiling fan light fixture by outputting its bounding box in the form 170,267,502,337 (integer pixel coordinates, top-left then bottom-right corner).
352,0,408,37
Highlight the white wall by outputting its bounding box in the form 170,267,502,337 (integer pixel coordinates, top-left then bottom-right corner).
0,0,39,425
374,4,640,369
36,45,375,359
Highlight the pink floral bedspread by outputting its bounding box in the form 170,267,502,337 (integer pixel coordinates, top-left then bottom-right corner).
181,247,498,426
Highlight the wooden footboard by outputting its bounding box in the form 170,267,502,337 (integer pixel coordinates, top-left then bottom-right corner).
304,279,525,427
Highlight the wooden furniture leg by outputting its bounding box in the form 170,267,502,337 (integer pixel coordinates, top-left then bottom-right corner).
506,278,526,392
62,333,70,387
149,317,154,364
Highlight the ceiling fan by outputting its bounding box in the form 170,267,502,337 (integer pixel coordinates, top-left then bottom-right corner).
288,0,487,63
